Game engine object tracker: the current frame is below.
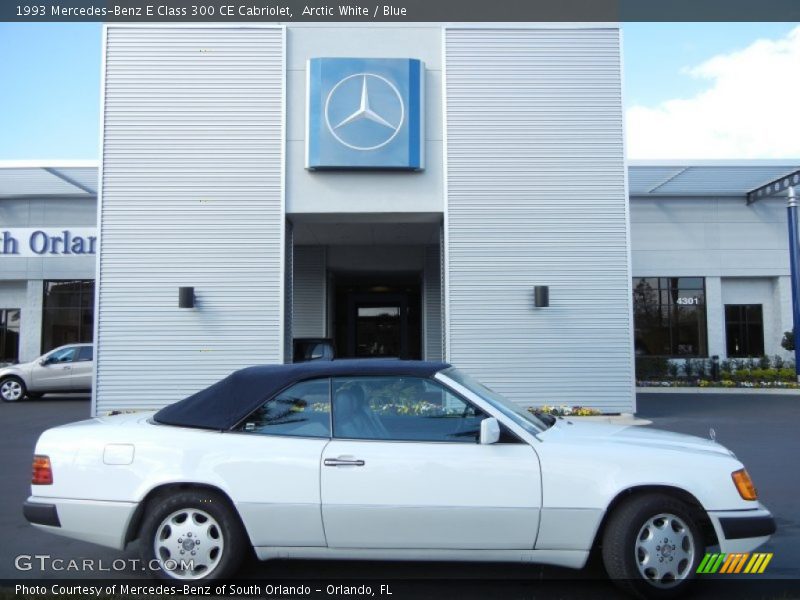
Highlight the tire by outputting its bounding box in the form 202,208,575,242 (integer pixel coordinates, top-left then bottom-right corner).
0,377,26,402
602,493,704,599
138,489,248,580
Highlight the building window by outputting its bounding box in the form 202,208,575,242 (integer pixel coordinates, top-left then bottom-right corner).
633,277,707,357
1,309,21,363
725,304,764,358
41,280,94,354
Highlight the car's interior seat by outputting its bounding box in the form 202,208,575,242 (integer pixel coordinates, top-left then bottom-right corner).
333,385,389,439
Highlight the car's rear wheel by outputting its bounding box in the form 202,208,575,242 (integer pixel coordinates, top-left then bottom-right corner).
0,377,26,402
139,489,247,580
602,493,704,599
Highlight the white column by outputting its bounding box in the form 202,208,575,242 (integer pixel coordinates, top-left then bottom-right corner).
20,280,43,362
705,276,726,359
775,275,794,359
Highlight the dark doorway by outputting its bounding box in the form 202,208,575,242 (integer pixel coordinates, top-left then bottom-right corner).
333,275,421,360
725,304,764,357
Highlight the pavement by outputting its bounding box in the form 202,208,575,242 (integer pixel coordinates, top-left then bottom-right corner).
0,393,797,599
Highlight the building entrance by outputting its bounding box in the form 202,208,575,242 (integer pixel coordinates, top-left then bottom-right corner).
333,276,421,360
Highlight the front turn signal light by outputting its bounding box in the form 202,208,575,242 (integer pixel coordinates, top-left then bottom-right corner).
32,455,53,485
732,468,757,501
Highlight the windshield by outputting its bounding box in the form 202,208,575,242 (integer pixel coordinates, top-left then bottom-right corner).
439,367,548,435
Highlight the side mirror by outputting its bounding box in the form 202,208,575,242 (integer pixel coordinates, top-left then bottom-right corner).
39,358,48,366
479,417,501,445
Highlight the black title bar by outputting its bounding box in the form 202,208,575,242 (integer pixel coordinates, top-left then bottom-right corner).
3,0,800,22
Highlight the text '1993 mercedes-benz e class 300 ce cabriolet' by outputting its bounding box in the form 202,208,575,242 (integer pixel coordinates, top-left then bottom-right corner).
24,360,775,598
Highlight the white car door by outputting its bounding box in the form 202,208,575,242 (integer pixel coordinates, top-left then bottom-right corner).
220,378,331,547
69,346,93,391
321,376,541,550
31,346,78,391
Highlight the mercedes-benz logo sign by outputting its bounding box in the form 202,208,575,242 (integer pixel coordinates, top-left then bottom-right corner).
324,73,405,151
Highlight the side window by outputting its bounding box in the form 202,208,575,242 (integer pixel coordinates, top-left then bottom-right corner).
331,376,486,443
76,346,93,362
48,347,77,364
236,379,331,438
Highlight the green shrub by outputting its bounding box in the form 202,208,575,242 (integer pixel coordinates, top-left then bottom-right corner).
635,356,669,380
695,359,708,379
683,358,694,378
773,355,785,369
667,361,680,379
782,330,794,351
758,355,771,369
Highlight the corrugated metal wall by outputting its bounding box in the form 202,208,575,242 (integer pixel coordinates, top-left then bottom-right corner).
95,26,285,414
292,246,327,338
423,244,443,361
284,222,294,363
444,27,634,412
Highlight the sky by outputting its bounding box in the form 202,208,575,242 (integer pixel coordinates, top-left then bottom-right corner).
1,22,799,160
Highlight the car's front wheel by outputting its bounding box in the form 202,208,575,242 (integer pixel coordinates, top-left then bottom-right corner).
139,489,248,580
602,493,704,599
0,377,26,402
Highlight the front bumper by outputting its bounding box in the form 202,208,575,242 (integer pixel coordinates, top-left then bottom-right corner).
708,507,776,554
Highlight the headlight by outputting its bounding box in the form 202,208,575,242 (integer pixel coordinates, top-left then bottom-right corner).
732,468,758,501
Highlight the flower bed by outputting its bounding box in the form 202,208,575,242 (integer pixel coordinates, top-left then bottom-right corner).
638,379,799,389
636,355,799,388
530,405,602,417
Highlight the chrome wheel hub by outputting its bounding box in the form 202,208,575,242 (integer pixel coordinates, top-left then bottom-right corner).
1,380,22,401
154,508,224,579
635,513,695,588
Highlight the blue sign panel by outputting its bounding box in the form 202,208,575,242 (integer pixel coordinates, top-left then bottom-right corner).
306,58,424,171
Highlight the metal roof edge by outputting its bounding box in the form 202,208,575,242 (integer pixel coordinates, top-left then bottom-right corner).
628,159,800,168
0,160,99,169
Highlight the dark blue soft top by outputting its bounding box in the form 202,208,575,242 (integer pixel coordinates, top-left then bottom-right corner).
153,359,450,431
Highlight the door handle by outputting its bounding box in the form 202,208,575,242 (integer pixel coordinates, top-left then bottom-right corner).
62,366,71,370
324,457,365,467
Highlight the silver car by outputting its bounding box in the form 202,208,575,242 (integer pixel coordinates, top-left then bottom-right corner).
0,344,93,402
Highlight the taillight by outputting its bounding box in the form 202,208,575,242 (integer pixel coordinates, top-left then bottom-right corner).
32,455,52,485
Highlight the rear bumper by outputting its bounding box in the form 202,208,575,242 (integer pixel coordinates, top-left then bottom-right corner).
709,507,776,554
24,496,137,550
23,501,60,527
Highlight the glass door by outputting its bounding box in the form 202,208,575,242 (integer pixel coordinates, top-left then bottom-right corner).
347,293,408,358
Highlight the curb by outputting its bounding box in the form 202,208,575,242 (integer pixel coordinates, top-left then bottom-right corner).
637,386,800,395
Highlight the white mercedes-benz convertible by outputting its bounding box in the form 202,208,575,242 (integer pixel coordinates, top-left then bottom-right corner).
24,360,774,597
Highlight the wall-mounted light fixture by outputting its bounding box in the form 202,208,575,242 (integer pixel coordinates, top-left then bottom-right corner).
534,285,549,308
178,287,195,309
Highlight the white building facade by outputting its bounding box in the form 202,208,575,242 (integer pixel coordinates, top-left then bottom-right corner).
2,160,796,412
1,25,797,415
0,165,97,366
93,23,634,415
629,163,794,364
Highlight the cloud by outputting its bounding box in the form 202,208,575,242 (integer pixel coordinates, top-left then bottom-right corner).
626,26,800,159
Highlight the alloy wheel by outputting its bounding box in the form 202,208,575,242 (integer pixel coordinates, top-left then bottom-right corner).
153,508,225,579
635,512,695,588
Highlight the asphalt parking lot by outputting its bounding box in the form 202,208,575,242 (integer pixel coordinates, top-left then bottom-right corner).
1,393,798,599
